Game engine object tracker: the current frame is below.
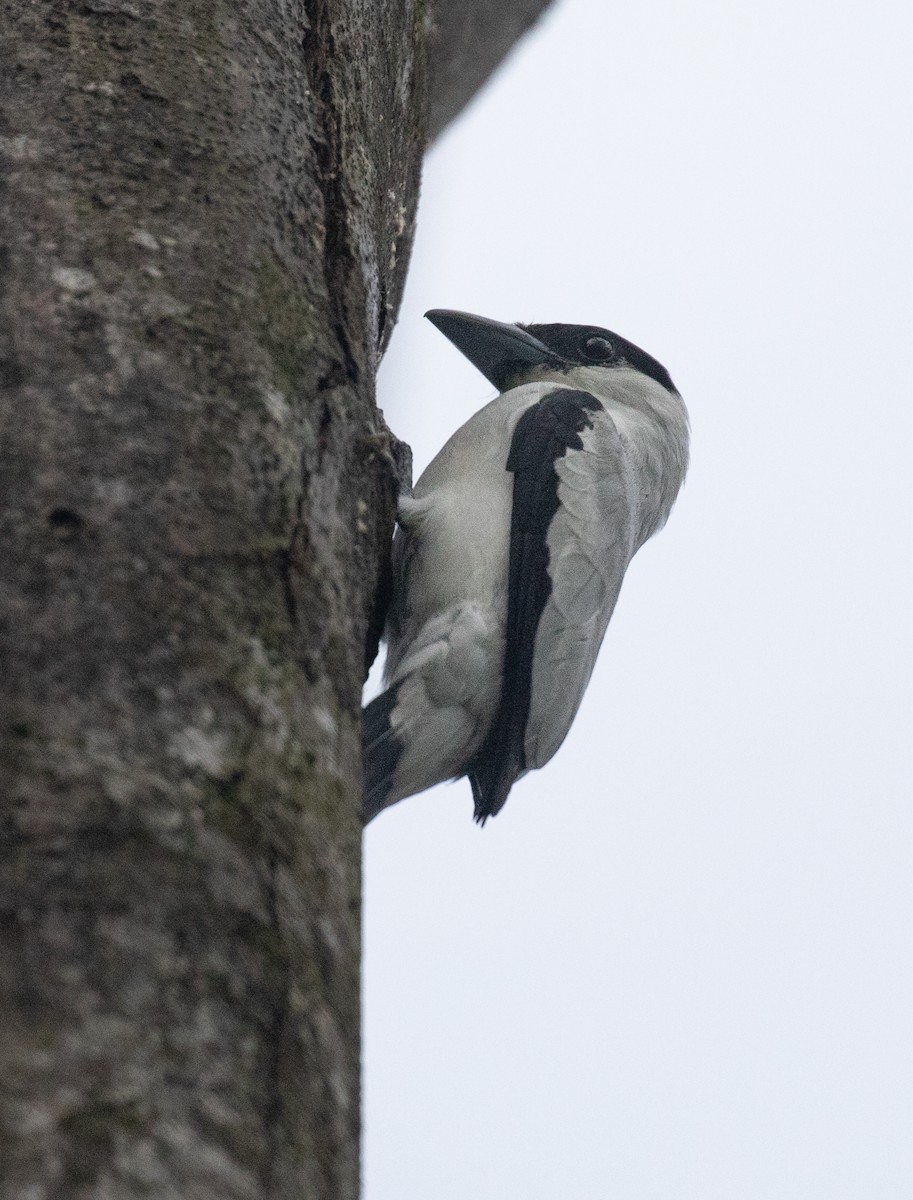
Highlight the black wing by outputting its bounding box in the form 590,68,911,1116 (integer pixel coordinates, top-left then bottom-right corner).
468,389,601,822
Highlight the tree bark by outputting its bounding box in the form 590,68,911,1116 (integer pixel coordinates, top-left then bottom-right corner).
426,0,554,139
0,1,551,1197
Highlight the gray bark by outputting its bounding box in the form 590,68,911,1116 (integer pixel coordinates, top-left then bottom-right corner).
427,0,555,139
0,1,551,1197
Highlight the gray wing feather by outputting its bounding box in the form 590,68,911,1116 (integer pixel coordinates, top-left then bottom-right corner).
524,413,637,769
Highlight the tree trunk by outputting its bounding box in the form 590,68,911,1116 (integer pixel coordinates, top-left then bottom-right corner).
0,1,551,1197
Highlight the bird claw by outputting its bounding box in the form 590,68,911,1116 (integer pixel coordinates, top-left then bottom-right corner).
363,423,413,497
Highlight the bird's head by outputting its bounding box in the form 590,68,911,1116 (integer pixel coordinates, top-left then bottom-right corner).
425,309,677,397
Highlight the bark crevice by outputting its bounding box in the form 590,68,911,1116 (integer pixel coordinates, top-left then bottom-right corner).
302,0,360,387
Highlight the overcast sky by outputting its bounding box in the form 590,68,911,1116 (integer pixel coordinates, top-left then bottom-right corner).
363,0,913,1196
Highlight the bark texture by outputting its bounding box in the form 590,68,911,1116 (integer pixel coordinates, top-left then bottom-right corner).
0,2,422,1197
0,0,552,1197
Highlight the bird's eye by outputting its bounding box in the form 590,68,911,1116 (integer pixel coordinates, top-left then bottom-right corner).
582,336,615,361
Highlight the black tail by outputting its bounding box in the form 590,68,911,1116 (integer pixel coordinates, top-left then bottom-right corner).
362,686,403,824
468,731,524,825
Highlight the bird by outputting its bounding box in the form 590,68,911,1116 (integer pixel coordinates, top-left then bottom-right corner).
363,309,689,825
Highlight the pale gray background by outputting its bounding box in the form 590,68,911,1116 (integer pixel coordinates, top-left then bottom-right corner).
363,0,913,1195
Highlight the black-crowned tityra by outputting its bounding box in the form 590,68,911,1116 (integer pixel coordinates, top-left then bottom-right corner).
363,310,689,824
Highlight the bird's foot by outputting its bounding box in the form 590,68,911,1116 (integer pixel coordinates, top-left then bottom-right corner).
362,419,413,497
